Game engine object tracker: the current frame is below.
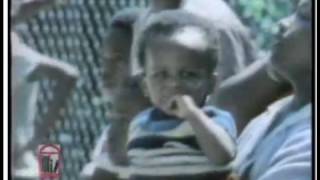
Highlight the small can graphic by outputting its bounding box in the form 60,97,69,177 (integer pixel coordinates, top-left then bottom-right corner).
37,144,62,180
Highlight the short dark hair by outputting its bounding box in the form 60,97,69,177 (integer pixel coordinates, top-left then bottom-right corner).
109,8,143,33
137,10,220,74
101,8,143,52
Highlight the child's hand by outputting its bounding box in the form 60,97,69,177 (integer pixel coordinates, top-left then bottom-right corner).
167,95,199,119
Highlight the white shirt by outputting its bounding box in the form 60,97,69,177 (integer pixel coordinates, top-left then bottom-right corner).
235,96,312,180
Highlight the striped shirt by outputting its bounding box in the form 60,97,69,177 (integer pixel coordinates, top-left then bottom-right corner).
127,106,237,179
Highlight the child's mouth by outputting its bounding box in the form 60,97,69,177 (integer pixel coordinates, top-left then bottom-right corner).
169,100,177,111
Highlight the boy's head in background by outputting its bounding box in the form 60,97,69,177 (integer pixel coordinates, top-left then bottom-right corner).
101,8,150,119
137,10,220,116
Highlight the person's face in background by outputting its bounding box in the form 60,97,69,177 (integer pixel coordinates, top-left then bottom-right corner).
270,14,311,82
101,28,149,119
142,38,215,116
101,29,132,90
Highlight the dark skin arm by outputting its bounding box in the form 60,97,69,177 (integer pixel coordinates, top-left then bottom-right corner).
107,117,130,166
83,80,150,180
105,86,150,165
209,58,291,133
168,95,236,166
84,120,129,180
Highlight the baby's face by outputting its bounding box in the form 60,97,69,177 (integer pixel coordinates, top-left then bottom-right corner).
143,39,214,115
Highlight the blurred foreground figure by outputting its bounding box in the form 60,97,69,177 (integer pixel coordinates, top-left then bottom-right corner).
11,0,79,179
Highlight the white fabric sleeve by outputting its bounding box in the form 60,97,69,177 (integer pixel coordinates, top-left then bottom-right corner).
12,41,43,82
258,126,312,180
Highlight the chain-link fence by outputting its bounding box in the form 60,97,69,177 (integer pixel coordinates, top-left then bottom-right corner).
227,0,297,49
14,1,149,179
13,0,295,179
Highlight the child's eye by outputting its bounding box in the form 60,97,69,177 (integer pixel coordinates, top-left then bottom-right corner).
152,71,168,79
180,71,199,79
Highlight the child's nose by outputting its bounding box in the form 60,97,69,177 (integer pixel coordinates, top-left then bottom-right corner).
165,77,184,91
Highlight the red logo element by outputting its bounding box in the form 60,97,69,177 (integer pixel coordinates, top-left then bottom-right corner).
37,144,62,180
